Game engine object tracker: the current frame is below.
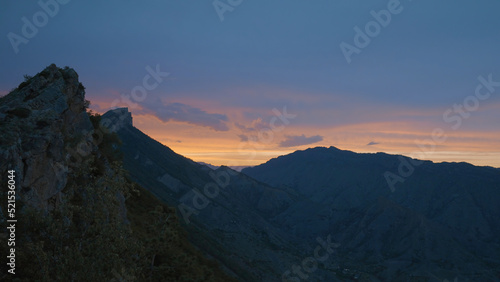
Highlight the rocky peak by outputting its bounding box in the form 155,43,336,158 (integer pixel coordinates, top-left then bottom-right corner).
0,64,94,210
101,107,133,132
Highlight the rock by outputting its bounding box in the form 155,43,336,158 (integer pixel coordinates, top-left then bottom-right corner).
0,64,94,210
101,107,133,132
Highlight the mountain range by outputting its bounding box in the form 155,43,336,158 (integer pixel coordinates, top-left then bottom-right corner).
105,107,500,281
1,65,499,281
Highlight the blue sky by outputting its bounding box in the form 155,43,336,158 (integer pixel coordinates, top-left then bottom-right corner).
1,0,499,166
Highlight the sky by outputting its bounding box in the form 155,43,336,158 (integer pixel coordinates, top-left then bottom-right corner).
1,0,499,167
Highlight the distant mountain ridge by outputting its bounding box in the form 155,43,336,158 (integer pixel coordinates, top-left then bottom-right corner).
243,146,500,281
106,105,500,280
198,162,250,172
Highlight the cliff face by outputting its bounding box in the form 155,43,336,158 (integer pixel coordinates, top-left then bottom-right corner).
0,64,95,210
0,65,236,281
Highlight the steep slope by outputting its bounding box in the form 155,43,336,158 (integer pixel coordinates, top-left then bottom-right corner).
0,65,93,210
102,108,214,206
0,65,235,281
106,107,500,280
243,146,500,281
104,108,320,281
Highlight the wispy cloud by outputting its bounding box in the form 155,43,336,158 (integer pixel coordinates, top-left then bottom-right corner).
279,134,323,148
237,134,249,142
234,118,269,132
147,102,229,131
367,141,379,146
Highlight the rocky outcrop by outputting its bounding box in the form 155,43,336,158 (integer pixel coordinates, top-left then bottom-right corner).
0,64,95,210
101,107,133,132
0,65,236,282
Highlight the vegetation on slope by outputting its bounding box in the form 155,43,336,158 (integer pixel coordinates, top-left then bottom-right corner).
0,109,234,281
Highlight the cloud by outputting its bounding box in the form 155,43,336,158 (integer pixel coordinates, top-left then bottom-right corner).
234,118,269,132
237,134,249,142
158,138,183,144
146,102,229,131
235,122,251,132
279,134,323,148
366,141,379,146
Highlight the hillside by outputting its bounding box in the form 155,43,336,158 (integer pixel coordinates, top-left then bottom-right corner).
243,147,500,280
0,64,235,281
105,109,500,281
102,108,310,281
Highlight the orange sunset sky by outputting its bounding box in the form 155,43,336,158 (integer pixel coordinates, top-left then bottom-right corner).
1,1,499,168
89,87,500,168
